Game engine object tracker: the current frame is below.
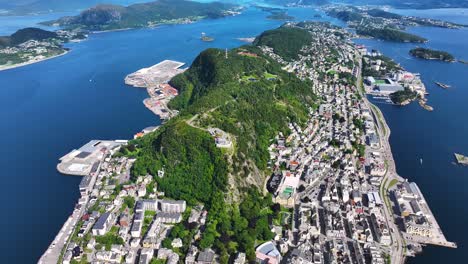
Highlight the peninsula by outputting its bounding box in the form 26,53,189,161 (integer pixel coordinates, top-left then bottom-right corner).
325,5,464,43
42,0,241,32
42,23,454,264
410,47,455,62
360,46,433,110
356,27,428,43
0,27,85,71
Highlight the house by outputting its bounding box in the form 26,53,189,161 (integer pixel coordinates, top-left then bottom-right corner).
159,199,186,213
197,248,216,264
156,212,182,224
139,248,154,264
92,212,114,236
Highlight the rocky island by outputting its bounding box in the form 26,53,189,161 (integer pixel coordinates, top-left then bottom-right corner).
410,47,455,62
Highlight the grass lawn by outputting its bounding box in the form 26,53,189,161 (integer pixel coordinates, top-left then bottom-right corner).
264,72,278,80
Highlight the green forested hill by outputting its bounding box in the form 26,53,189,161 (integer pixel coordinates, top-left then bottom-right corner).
253,26,313,60
125,27,317,261
0,27,58,48
356,27,428,43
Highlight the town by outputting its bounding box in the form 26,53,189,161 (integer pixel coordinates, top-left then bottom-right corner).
0,29,86,70
324,5,464,30
39,22,455,264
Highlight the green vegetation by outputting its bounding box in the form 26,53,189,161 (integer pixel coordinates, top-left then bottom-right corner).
356,27,427,43
150,259,167,264
326,10,363,22
367,9,402,19
131,122,228,206
0,27,58,48
389,88,418,105
168,45,316,173
44,0,237,31
353,118,364,131
95,232,124,251
362,55,401,77
409,47,455,62
254,26,312,61
388,179,399,189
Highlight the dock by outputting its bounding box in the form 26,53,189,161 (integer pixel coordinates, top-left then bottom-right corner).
402,183,457,249
57,140,126,176
125,60,186,88
125,60,186,120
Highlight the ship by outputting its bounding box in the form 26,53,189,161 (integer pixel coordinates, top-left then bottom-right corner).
435,81,451,89
454,153,468,166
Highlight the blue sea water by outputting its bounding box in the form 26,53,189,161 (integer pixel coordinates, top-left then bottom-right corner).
0,5,467,264
355,9,468,264
0,7,326,263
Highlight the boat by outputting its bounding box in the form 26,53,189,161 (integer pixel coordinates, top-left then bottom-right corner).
420,158,423,165
454,153,468,166
435,81,451,89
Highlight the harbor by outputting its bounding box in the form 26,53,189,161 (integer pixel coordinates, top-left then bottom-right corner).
125,60,186,120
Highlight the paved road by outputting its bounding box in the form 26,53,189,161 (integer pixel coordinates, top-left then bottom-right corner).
355,55,405,264
38,201,87,264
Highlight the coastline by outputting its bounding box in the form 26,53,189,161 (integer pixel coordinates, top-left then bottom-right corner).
0,50,69,72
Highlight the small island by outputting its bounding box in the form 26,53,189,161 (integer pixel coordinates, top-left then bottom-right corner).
389,88,418,105
266,11,295,21
410,47,455,62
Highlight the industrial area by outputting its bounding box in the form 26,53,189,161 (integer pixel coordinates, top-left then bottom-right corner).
125,60,186,120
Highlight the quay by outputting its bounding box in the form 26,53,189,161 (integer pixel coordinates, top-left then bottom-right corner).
57,140,126,176
125,60,186,119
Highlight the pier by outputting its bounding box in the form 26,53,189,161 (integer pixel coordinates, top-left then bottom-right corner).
125,60,186,119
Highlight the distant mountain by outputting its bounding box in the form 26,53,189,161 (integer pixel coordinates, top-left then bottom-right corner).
0,0,151,15
341,0,468,9
0,27,57,48
44,0,238,31
264,0,329,6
